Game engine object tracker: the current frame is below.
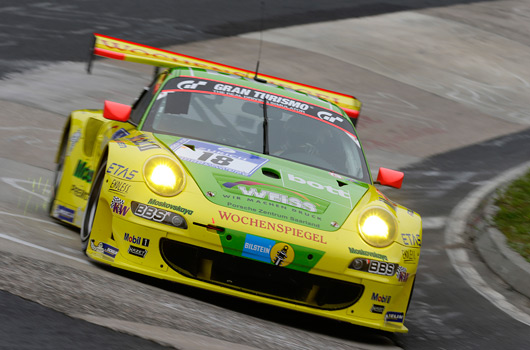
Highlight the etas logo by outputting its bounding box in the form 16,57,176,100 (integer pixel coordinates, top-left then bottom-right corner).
287,174,350,199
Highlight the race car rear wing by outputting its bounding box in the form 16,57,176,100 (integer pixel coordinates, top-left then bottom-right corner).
88,33,361,124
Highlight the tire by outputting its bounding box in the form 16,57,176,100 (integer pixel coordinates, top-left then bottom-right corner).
80,160,106,252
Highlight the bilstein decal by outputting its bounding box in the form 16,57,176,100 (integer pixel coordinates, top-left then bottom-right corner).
270,243,294,267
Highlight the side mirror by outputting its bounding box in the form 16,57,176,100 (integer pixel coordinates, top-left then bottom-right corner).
103,100,132,122
376,167,404,189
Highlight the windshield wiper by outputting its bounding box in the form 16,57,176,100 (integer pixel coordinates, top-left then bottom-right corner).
262,97,269,155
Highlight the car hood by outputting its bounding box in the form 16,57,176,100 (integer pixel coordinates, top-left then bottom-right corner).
156,134,370,231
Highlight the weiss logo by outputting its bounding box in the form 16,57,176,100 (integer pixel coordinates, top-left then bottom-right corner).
317,111,343,123
236,185,317,212
176,80,208,90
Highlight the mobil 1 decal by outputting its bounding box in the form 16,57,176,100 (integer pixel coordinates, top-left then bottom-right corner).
214,174,329,230
170,138,268,177
163,77,354,131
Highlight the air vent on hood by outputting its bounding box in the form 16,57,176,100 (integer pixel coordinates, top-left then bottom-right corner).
262,168,280,179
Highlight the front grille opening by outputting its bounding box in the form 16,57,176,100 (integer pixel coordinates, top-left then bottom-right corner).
160,238,363,310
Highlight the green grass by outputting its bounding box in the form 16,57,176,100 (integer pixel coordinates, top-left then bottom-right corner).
493,169,530,263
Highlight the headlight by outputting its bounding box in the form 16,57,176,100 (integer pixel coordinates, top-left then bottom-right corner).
358,207,397,247
143,155,185,197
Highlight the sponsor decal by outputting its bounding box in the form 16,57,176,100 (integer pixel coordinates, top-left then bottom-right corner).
371,293,391,304
73,160,94,183
107,163,138,180
147,199,193,215
111,128,130,140
348,247,388,261
110,196,130,216
124,233,150,247
317,111,343,123
70,184,89,200
109,179,131,194
170,138,268,177
242,234,275,263
127,134,160,151
371,304,385,314
128,245,147,258
90,239,118,259
349,258,398,276
271,243,295,267
222,200,322,229
402,249,419,264
218,211,327,244
68,129,81,154
385,312,404,323
192,78,351,125
222,180,322,213
215,175,328,229
396,266,410,282
287,174,350,199
212,83,252,97
116,141,127,148
401,233,421,247
177,80,208,90
57,205,75,223
131,201,187,228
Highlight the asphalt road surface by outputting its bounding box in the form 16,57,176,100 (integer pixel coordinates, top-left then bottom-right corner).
1,1,530,349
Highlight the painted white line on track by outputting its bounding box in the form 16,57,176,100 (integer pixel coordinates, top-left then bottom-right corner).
0,210,56,225
445,160,530,327
43,228,76,240
0,233,89,265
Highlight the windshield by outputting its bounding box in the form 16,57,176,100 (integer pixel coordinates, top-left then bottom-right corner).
141,76,370,182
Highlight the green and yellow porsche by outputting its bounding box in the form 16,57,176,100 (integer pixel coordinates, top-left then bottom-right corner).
49,34,421,333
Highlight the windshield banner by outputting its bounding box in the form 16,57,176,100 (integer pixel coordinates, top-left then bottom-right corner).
162,77,359,138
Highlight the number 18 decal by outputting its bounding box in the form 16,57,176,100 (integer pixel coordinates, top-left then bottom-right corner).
170,138,268,176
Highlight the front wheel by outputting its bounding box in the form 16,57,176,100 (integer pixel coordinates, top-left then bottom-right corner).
80,160,106,252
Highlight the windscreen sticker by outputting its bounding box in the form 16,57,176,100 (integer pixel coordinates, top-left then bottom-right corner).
170,138,268,176
163,76,357,137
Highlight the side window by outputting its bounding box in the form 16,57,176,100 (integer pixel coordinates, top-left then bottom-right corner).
129,71,168,125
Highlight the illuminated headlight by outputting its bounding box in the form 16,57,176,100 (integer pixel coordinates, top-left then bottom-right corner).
143,155,185,197
358,207,397,247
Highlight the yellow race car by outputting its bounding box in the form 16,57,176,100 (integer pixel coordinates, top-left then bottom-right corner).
49,34,421,333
